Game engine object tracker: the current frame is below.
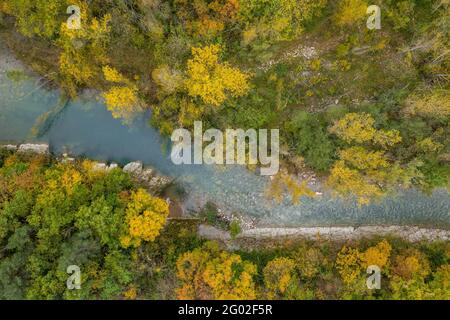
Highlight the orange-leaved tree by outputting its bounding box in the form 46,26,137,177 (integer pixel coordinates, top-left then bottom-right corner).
176,241,257,299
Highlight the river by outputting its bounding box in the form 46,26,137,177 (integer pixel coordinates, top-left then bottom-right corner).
0,46,449,229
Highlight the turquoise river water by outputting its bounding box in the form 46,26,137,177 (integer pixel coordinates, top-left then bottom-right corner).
0,65,449,229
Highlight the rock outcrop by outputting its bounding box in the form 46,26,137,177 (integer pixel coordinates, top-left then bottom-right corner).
121,161,171,192
17,143,49,155
1,144,18,151
123,161,143,176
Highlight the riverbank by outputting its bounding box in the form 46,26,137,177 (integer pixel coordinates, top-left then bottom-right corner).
2,143,449,242
0,37,23,73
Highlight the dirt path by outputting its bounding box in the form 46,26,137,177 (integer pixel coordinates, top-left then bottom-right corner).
198,224,450,243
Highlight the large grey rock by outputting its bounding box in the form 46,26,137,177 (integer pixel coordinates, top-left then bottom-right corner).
123,161,143,175
1,144,18,151
148,175,172,191
139,168,154,183
18,143,49,155
92,162,108,171
107,163,119,171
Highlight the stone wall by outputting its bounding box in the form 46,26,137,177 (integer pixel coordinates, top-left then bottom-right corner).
198,224,450,243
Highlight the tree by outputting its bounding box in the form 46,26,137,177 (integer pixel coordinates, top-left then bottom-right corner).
263,257,299,299
3,0,66,39
392,249,430,280
327,159,383,205
120,189,169,248
389,249,449,299
58,9,112,96
329,113,401,148
285,111,335,171
0,154,168,299
102,86,140,119
293,246,326,279
174,0,240,39
404,89,450,119
328,113,416,204
265,169,315,205
333,0,367,27
185,44,250,106
101,66,142,120
361,240,392,269
428,265,450,300
335,246,362,285
152,65,184,96
239,0,327,43
176,241,257,300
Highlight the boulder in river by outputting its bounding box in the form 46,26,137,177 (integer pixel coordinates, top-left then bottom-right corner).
147,175,172,192
139,168,154,183
123,161,143,175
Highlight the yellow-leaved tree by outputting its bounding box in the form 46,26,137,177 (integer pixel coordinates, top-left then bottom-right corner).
185,44,250,106
176,241,257,300
120,188,169,248
101,66,141,120
239,0,327,43
334,0,368,27
361,240,392,269
265,169,315,205
1,0,66,39
335,246,363,285
263,257,299,299
58,3,111,96
329,113,402,148
327,113,417,205
404,89,450,119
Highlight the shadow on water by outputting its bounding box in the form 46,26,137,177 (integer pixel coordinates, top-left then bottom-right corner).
31,96,70,139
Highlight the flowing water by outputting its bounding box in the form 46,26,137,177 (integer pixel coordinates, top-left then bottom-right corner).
0,55,449,229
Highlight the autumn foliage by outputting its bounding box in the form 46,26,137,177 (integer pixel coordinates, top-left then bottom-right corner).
176,241,257,299
120,189,169,248
185,45,250,106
